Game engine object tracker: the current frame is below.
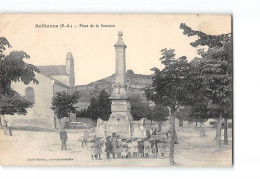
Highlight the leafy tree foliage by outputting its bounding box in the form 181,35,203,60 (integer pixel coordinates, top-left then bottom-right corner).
129,95,152,121
145,50,192,108
0,90,33,115
86,89,111,121
129,95,169,125
176,106,192,121
0,37,39,116
180,23,231,48
51,91,80,118
180,23,232,120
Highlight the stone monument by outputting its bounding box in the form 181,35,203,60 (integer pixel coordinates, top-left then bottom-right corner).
95,31,146,138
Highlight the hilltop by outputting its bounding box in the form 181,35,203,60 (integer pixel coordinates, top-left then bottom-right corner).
75,70,153,110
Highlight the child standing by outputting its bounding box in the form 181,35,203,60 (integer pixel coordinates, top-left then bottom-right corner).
116,135,122,158
144,138,151,158
121,138,127,148
151,140,158,158
132,138,138,158
89,138,97,160
111,133,117,159
159,140,166,158
95,137,103,160
157,140,162,158
121,139,128,159
127,140,133,158
105,136,112,159
138,139,144,158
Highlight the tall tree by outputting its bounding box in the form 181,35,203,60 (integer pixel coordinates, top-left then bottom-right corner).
180,23,232,149
129,94,152,121
145,49,192,165
186,59,212,136
86,89,111,121
50,90,79,125
0,37,39,125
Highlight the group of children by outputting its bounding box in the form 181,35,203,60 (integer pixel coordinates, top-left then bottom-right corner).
86,132,167,160
118,137,167,159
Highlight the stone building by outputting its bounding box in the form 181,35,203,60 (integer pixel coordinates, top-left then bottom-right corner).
5,52,75,129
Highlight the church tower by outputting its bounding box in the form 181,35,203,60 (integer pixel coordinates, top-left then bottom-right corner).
66,52,75,87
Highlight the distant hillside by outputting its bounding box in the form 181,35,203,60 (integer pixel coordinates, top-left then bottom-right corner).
75,70,153,109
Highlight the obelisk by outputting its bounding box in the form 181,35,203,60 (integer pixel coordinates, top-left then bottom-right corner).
107,31,133,137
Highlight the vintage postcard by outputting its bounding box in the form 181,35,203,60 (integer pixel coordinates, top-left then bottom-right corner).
0,14,232,167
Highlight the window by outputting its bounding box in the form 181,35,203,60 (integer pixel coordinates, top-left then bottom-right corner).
25,87,35,104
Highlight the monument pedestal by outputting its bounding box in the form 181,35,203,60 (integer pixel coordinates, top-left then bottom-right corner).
106,97,133,137
95,98,147,138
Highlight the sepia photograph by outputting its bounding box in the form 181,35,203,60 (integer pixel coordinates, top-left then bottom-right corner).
0,14,232,167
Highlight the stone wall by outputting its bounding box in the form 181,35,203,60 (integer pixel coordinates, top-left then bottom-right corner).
75,117,96,127
5,73,71,129
6,73,55,128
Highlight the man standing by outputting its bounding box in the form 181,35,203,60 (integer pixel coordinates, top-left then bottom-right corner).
3,120,12,136
3,120,8,135
60,128,68,151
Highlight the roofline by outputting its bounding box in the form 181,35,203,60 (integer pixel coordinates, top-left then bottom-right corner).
37,65,69,76
39,73,70,88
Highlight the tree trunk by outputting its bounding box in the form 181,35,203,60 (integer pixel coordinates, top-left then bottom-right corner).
0,115,5,128
224,118,228,145
169,107,176,165
194,121,198,130
0,115,3,128
215,120,217,139
54,115,57,129
168,107,172,124
174,128,178,143
216,117,223,150
194,121,198,129
159,121,162,133
179,119,183,127
199,122,205,138
57,117,63,129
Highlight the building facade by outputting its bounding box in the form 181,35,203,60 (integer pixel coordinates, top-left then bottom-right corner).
5,52,75,129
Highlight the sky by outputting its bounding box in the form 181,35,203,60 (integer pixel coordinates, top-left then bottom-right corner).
0,14,231,85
